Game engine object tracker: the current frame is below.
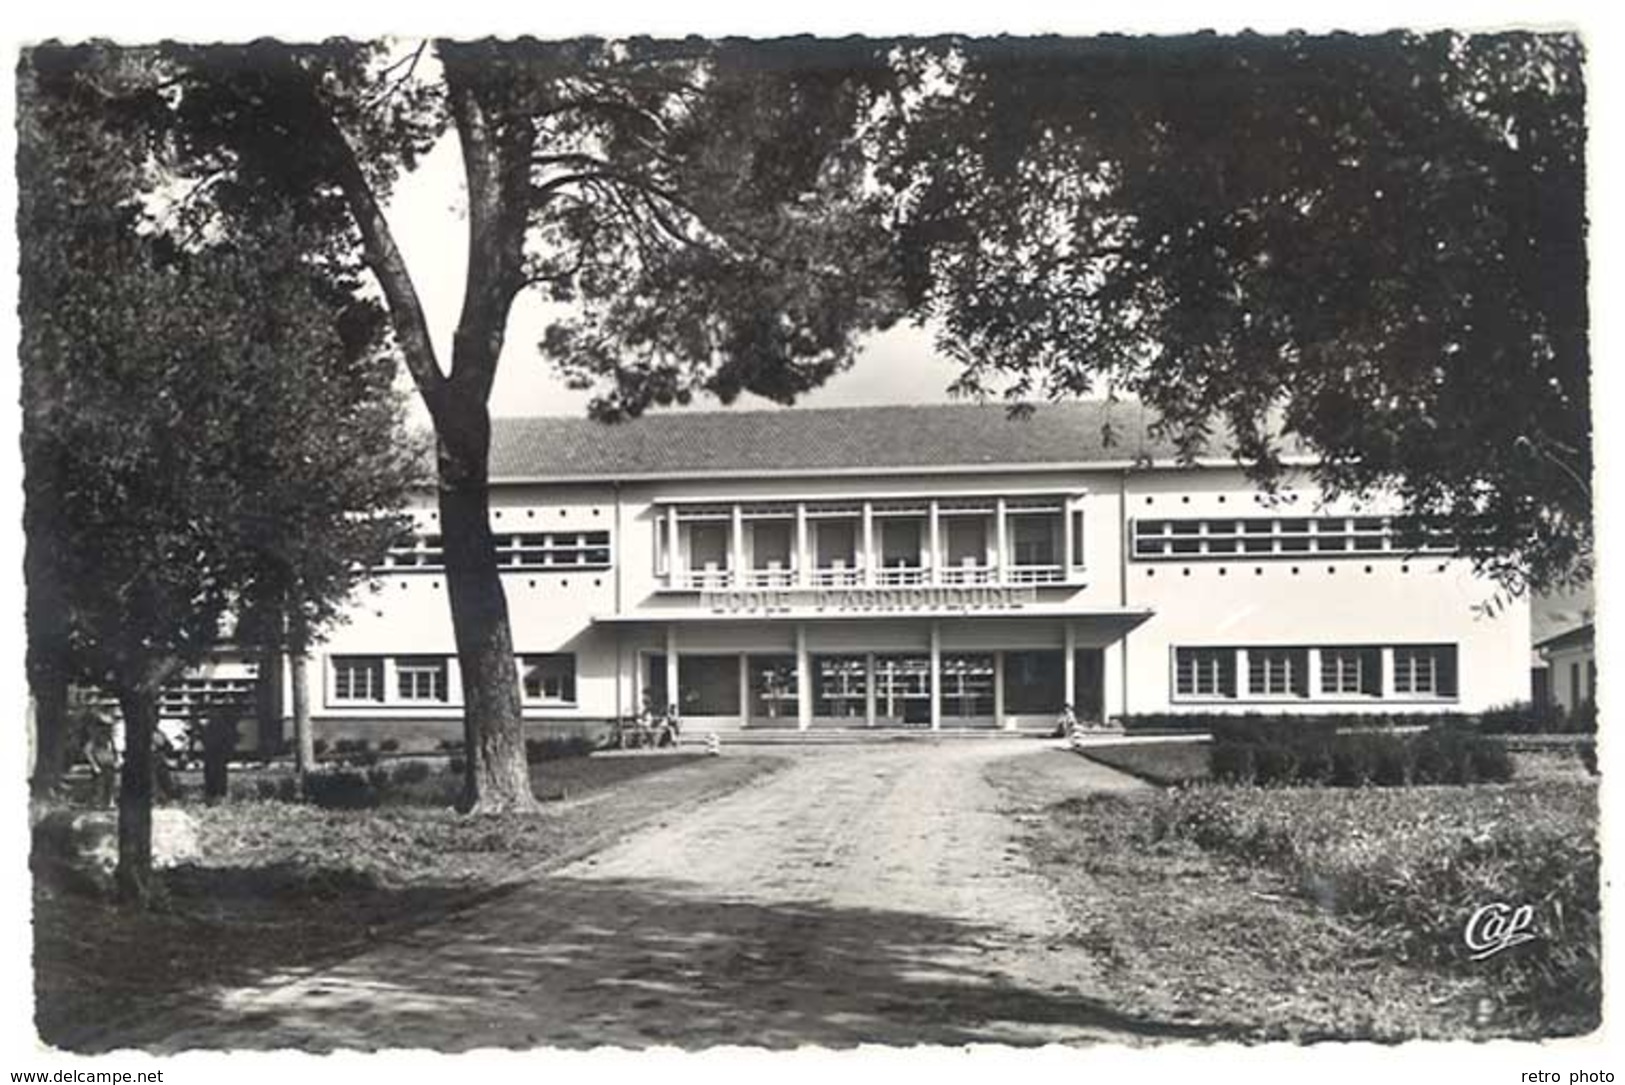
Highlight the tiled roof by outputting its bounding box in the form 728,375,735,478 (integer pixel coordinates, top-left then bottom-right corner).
486,402,1195,481
1534,621,1594,653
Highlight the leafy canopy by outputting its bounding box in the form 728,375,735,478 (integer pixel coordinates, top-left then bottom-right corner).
885,32,1588,590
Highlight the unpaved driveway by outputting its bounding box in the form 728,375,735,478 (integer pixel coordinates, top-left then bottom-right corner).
129,742,1213,1050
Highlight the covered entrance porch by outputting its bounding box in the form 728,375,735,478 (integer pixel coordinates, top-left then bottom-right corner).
610,611,1149,732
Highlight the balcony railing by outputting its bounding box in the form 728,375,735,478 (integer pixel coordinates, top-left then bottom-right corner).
875,565,927,586
941,564,996,586
674,566,734,590
811,565,863,588
1006,564,1065,584
743,567,796,589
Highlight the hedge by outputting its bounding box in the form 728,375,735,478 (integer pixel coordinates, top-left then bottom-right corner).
1210,720,1513,787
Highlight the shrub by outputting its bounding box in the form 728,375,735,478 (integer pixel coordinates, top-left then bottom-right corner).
1211,722,1512,788
525,734,595,764
1148,781,1599,1030
448,755,466,775
252,776,301,803
392,760,432,785
379,738,401,753
1478,699,1584,735
437,738,466,753
301,770,377,810
313,738,329,757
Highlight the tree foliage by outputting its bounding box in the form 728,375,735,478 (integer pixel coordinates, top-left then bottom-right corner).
885,32,1589,590
80,36,905,810
19,46,422,894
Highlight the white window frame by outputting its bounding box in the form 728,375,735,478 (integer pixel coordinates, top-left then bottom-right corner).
1175,648,1235,698
396,657,449,702
1393,645,1456,697
521,654,578,705
1319,648,1370,696
332,656,385,703
1247,648,1308,698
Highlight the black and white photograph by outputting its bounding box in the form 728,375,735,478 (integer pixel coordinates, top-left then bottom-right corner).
7,1,1609,1073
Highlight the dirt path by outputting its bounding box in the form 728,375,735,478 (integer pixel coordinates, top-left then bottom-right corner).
125,743,1218,1051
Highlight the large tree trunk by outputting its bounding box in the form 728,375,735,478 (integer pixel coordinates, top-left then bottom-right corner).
290,645,314,776
304,52,536,813
28,668,69,799
253,645,285,759
438,399,535,814
113,674,160,904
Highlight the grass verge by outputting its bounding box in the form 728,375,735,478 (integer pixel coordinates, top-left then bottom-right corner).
1078,741,1210,786
986,751,1598,1041
34,752,785,1050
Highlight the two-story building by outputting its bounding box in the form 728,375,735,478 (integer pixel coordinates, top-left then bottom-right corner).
206,402,1531,746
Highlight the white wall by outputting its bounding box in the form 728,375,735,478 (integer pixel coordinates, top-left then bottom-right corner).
303,462,1531,726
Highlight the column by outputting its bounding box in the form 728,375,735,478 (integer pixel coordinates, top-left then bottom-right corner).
731,504,745,587
665,625,680,717
929,621,942,731
995,497,1009,584
382,657,400,704
795,623,812,731
994,650,1009,730
1063,623,1077,711
928,499,942,586
864,651,877,728
795,502,810,588
1062,496,1076,580
1306,648,1322,701
862,501,876,586
1236,648,1251,700
738,653,751,728
1381,647,1398,699
665,505,680,587
1102,639,1124,723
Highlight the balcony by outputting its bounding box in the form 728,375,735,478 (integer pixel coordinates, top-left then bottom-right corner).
811,564,863,588
743,565,796,589
875,564,927,587
941,562,996,586
655,495,1085,592
1007,564,1065,585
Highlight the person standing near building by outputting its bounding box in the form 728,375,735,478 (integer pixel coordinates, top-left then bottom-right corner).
81,716,119,808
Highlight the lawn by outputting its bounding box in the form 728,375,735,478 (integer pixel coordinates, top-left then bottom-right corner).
1077,740,1210,785
33,751,786,1051
987,752,1599,1041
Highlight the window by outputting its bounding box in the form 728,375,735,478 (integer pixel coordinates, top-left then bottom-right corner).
1004,650,1065,714
940,654,996,717
1175,648,1236,698
752,655,802,719
677,655,741,715
1393,645,1458,698
688,523,729,571
1132,516,1457,559
382,534,444,569
333,657,385,703
521,655,576,704
1011,515,1059,567
160,676,257,720
495,531,611,570
396,657,449,702
751,521,792,569
1247,648,1309,697
1320,647,1382,697
881,519,923,567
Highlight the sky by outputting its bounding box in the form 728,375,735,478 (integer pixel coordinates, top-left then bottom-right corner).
386,125,968,423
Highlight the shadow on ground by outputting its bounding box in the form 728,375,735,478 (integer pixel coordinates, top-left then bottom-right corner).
87,874,1234,1051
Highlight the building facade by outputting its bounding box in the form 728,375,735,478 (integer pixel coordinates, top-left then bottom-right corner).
1536,622,1596,715
201,403,1530,745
